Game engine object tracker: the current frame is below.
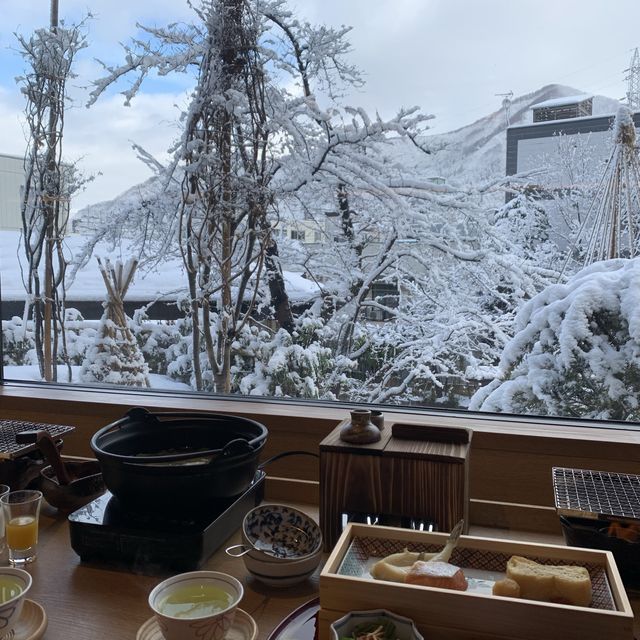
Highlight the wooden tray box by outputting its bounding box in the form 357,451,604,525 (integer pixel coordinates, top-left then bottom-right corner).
319,523,634,640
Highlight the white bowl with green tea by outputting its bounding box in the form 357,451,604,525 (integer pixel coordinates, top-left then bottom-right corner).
0,567,32,637
148,570,243,640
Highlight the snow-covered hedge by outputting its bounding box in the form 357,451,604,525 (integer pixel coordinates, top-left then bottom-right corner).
470,258,640,420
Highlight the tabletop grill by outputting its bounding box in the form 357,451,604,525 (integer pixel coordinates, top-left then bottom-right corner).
0,420,75,460
553,466,640,588
553,467,640,522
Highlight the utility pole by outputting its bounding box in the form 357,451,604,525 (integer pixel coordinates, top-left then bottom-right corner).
42,0,61,380
624,48,640,111
496,91,514,127
50,0,59,29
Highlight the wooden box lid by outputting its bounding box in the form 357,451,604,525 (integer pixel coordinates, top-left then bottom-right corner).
320,420,471,463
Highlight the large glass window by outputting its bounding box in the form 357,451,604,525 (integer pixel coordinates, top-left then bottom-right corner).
2,1,640,422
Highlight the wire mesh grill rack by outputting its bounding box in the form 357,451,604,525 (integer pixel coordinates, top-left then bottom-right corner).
0,420,75,460
553,467,640,521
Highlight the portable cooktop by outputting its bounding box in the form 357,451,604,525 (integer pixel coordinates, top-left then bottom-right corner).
68,470,265,573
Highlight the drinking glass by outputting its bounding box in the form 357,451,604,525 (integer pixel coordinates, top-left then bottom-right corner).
0,491,42,565
0,485,10,558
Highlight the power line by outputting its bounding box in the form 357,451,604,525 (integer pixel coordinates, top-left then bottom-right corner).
624,47,640,109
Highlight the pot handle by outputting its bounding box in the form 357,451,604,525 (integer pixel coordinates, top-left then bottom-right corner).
125,407,159,425
219,438,253,458
225,544,253,558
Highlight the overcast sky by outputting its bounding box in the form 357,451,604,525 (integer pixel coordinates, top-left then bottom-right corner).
1,0,638,211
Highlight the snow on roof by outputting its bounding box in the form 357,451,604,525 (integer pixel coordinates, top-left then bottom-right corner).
531,94,593,110
507,112,621,130
0,230,319,305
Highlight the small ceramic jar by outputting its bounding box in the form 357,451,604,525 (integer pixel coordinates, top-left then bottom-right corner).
340,409,381,444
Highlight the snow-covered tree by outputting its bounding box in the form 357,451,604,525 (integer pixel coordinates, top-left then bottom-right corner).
80,259,150,387
16,8,88,381
85,0,436,394
470,258,640,421
79,0,565,405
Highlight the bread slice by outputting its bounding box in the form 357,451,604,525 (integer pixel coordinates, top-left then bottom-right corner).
506,556,592,607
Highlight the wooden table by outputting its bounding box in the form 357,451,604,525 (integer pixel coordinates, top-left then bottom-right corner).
25,501,322,640
19,501,640,640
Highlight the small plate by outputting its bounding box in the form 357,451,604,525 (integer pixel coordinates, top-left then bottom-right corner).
137,608,258,640
266,598,319,640
0,599,47,640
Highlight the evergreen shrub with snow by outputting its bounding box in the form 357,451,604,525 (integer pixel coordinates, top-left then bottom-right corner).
80,319,150,387
132,310,181,376
470,258,640,421
234,320,337,399
63,308,97,366
1,317,34,366
79,260,150,387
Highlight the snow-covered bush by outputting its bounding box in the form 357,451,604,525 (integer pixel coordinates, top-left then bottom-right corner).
63,308,98,366
234,320,338,399
492,194,558,266
80,319,150,387
2,311,97,368
1,317,34,366
132,310,181,376
470,259,640,420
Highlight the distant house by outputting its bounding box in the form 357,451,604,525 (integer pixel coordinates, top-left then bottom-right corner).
0,152,71,230
531,94,593,122
277,219,324,244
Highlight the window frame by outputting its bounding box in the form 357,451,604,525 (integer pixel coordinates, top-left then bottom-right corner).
2,379,639,535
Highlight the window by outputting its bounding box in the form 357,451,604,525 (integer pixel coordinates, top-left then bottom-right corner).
363,282,399,321
2,2,640,426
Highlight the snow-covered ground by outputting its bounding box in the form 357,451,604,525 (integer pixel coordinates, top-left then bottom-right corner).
0,230,319,303
2,364,191,390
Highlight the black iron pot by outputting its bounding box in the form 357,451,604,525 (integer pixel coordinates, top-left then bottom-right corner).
90,407,268,511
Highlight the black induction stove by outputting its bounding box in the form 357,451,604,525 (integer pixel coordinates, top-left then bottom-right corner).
68,470,265,574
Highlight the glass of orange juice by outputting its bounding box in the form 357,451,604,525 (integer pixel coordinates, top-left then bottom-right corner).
0,491,42,565
0,485,11,560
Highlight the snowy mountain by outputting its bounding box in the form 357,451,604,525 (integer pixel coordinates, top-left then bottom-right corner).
72,84,622,227
380,83,622,186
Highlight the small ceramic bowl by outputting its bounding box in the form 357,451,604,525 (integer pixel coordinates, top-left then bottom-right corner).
148,571,242,640
0,567,32,638
330,609,424,640
242,544,323,588
241,504,322,562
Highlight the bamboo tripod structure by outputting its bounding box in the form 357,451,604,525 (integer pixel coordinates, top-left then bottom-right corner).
93,257,150,388
566,107,640,269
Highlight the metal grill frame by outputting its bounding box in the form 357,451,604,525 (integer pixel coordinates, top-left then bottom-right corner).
0,420,75,460
553,466,640,522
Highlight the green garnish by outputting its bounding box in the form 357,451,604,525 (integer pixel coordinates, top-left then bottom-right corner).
344,619,397,640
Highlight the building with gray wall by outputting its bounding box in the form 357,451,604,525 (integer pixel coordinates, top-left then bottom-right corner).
506,111,640,190
0,154,24,230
